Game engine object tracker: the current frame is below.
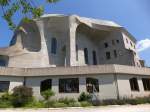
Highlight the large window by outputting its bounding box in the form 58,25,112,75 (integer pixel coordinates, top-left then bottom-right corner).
84,48,89,64
142,78,150,91
86,78,99,93
92,51,97,65
40,79,52,92
51,38,57,54
59,78,79,93
129,78,139,91
0,81,10,92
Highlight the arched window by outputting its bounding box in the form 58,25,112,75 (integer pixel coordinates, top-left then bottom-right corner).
92,51,97,65
86,78,99,93
40,79,52,92
51,38,57,54
84,48,89,64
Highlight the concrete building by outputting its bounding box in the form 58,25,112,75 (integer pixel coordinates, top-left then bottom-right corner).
0,14,150,100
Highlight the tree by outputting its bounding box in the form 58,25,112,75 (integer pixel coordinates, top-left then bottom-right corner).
0,0,60,30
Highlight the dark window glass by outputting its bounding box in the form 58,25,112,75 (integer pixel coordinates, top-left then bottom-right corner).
129,78,139,91
142,78,150,91
51,38,57,54
106,52,111,60
86,78,99,93
116,40,119,43
84,48,89,64
0,55,8,67
0,81,10,92
114,50,117,58
59,78,79,93
40,79,52,92
76,45,78,61
92,51,97,65
104,43,108,48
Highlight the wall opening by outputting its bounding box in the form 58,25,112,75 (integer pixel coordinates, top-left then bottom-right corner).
129,78,139,91
86,78,99,93
40,79,52,93
59,78,79,93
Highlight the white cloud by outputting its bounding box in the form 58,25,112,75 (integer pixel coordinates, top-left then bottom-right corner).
137,38,150,52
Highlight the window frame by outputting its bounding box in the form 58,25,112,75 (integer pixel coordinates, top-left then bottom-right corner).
51,38,57,54
142,78,150,91
86,77,99,93
0,81,10,92
84,48,89,64
59,78,79,93
40,79,52,93
129,78,139,91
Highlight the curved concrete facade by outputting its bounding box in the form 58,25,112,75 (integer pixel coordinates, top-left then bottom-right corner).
0,14,149,100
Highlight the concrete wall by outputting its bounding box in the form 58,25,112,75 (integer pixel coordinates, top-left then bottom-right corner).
25,74,118,100
0,76,23,92
117,74,150,99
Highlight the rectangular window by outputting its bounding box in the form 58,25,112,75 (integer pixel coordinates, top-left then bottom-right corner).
129,78,139,91
104,43,108,48
51,38,57,54
106,52,111,60
0,81,10,92
116,40,119,43
84,48,89,64
92,51,97,65
76,45,78,61
114,50,117,58
59,78,79,93
142,78,150,91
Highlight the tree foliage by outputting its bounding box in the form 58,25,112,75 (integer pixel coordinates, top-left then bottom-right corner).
0,0,60,30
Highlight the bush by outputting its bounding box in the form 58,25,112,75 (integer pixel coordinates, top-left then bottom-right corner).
58,97,76,105
11,86,33,107
52,102,68,108
41,89,55,101
78,92,92,102
80,101,92,107
44,100,57,108
25,99,45,108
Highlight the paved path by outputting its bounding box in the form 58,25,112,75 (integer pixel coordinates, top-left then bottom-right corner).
0,104,150,112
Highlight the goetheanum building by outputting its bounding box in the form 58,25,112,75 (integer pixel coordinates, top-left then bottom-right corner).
0,14,150,100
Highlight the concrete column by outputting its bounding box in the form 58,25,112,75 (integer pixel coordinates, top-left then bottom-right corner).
36,20,50,67
52,77,59,94
79,77,86,93
66,16,78,66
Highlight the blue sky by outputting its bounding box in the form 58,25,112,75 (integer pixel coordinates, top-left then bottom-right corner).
0,0,150,66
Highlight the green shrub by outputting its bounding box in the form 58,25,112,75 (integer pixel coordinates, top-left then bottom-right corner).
78,92,92,102
25,100,45,108
58,97,76,105
52,102,68,108
41,89,55,101
44,100,57,108
80,101,92,107
11,86,33,107
68,102,81,107
0,99,12,108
